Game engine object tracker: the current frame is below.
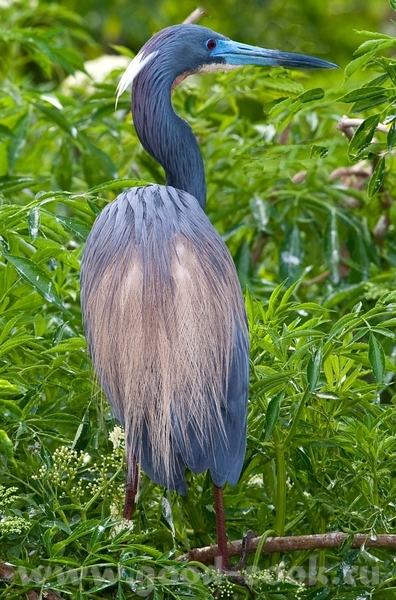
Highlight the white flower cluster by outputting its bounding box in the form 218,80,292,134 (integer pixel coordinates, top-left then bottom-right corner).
0,485,30,537
30,428,126,512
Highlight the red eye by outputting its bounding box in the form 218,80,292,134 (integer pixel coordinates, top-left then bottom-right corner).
206,39,217,50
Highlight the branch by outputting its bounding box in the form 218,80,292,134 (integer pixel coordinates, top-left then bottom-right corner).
183,8,208,24
178,533,396,565
337,115,389,141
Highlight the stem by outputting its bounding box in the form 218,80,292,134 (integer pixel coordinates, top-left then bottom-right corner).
372,464,379,507
273,431,286,537
271,430,287,567
284,387,310,448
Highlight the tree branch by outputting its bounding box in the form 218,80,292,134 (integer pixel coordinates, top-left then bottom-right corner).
178,533,396,564
183,8,208,24
337,115,389,140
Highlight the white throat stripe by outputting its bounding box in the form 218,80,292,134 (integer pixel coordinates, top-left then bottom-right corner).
115,50,158,106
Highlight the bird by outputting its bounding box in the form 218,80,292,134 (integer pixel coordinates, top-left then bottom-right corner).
80,23,337,570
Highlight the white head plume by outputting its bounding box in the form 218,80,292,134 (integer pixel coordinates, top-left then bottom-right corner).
115,50,158,107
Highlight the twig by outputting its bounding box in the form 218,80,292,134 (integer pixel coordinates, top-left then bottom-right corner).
329,162,371,182
337,115,389,141
291,170,307,184
183,8,208,24
178,533,396,565
302,270,330,286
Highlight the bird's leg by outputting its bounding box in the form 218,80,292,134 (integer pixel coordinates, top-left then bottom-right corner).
123,455,139,520
213,485,256,594
213,484,230,571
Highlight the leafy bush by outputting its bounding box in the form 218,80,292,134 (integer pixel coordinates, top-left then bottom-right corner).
0,1,395,599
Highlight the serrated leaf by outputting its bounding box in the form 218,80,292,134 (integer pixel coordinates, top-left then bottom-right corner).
368,332,385,382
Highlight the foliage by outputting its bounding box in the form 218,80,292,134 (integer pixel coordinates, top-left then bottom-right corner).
0,0,396,599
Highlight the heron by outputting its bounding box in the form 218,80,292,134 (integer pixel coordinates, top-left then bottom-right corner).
80,23,337,570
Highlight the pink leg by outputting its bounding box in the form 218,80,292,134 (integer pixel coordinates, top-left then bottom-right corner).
213,484,229,571
123,455,139,520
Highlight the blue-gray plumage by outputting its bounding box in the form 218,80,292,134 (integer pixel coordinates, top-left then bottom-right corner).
80,23,337,568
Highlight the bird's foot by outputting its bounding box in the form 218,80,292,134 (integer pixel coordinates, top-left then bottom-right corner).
215,530,256,595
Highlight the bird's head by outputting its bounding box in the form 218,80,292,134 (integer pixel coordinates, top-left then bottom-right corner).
116,23,338,103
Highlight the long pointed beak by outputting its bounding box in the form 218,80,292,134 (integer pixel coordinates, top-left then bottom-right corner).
211,39,338,70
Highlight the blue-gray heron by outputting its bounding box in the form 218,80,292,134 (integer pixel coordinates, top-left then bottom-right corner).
80,24,336,569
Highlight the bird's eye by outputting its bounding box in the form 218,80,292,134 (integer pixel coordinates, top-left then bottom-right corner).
206,39,217,50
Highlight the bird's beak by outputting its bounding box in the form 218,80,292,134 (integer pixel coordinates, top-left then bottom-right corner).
211,39,338,70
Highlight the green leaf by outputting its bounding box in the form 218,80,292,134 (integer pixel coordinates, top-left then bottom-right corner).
368,332,385,382
0,398,23,417
387,120,396,150
87,178,148,194
324,209,340,284
368,157,385,197
307,345,323,392
53,140,73,190
4,254,66,313
298,88,325,103
109,43,134,58
0,430,15,463
52,520,100,555
0,176,49,194
279,225,303,284
264,391,283,440
56,215,91,241
33,102,77,137
342,87,392,113
0,141,9,177
28,207,40,242
304,587,331,600
348,115,380,160
41,519,72,535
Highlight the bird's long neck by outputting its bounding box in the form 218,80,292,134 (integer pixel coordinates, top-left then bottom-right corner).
132,69,206,209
